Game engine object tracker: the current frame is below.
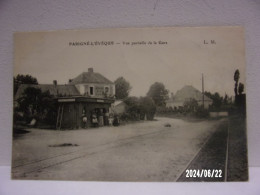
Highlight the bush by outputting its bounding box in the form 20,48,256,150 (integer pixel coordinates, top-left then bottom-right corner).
121,96,156,121
139,97,156,120
195,106,209,118
16,87,57,126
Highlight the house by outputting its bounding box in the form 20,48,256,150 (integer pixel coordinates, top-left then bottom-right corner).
15,68,115,129
166,85,213,109
69,68,115,98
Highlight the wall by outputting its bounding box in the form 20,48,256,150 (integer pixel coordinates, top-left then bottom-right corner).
75,83,115,97
112,102,126,114
209,111,229,118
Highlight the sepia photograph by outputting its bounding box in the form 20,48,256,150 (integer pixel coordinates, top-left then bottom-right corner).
12,26,248,181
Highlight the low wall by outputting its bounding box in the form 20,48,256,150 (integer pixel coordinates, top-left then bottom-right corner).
209,112,228,118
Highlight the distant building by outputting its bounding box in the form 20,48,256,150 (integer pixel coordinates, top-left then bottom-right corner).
166,85,213,109
15,68,115,129
111,100,127,114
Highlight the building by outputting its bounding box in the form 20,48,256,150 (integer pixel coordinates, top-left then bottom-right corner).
15,68,115,129
69,68,115,98
166,85,212,109
111,100,127,114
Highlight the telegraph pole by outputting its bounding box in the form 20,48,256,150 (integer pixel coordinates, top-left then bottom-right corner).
202,73,205,109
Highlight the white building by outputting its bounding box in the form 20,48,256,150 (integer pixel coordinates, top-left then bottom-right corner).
70,68,115,98
166,85,213,109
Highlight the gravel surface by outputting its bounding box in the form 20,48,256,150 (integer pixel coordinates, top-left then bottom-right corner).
12,117,222,181
177,120,228,182
227,115,248,181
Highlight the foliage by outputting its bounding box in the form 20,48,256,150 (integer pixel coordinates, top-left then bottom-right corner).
234,69,240,96
204,91,224,110
223,94,228,105
234,69,240,82
16,87,56,124
195,106,209,118
124,96,139,106
14,74,38,96
139,96,156,120
114,77,132,99
121,96,156,121
234,69,245,96
124,96,140,120
183,98,199,112
146,82,169,106
233,69,246,115
238,83,244,95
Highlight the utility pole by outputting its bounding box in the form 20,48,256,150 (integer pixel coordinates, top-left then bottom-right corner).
202,73,205,109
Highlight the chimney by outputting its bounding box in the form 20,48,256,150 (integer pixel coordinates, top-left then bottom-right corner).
88,68,94,73
53,80,57,86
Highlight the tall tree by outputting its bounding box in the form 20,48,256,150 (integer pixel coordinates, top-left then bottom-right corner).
146,82,169,106
238,83,244,95
233,69,246,108
234,69,240,96
14,74,38,96
114,77,131,99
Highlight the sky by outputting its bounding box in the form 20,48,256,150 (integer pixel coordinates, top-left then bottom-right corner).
14,26,246,97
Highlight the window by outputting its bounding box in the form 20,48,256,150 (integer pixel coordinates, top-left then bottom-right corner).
105,87,109,93
90,86,94,95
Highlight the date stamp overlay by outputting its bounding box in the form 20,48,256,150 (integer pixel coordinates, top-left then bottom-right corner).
185,169,223,179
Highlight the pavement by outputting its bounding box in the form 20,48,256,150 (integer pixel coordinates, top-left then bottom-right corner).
12,117,223,181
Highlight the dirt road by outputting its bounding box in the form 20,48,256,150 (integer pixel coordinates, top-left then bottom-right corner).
12,117,223,181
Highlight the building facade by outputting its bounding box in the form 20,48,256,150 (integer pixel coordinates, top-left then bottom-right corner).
15,68,116,129
166,85,213,109
111,100,127,114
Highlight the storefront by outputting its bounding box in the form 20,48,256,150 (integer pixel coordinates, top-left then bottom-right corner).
56,96,114,129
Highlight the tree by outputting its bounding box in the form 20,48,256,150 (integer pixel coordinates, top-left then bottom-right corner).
14,74,38,96
234,69,240,96
238,83,244,95
17,87,55,123
183,98,198,112
204,91,223,110
122,96,156,121
234,69,245,96
114,77,132,99
123,96,140,120
233,69,246,112
147,82,169,106
223,94,228,105
139,97,156,120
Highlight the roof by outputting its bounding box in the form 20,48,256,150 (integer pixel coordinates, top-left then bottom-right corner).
15,84,80,100
70,71,114,85
169,85,212,102
113,100,126,107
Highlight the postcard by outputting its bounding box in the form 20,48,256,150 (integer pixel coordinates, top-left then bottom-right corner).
12,26,248,181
